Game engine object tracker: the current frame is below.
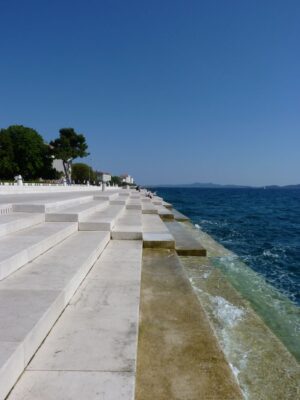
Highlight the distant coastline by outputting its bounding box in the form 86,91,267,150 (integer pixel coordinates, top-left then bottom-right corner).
148,182,300,190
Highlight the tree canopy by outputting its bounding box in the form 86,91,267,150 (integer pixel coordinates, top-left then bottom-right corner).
111,175,122,186
0,125,57,180
50,128,89,183
50,128,89,162
72,163,93,184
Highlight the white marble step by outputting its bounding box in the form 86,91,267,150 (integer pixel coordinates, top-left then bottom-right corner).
0,222,77,280
155,205,174,220
126,199,142,210
108,193,129,205
0,231,110,400
8,241,142,400
94,192,119,201
110,198,128,205
112,209,142,239
142,214,170,233
141,201,158,214
162,201,173,209
79,204,125,231
45,200,108,222
172,208,189,221
142,214,175,248
0,212,44,238
151,196,163,206
13,195,94,213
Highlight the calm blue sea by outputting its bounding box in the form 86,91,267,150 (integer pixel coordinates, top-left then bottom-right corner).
152,188,300,306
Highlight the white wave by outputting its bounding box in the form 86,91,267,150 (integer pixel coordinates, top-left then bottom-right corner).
229,363,240,379
200,219,228,227
263,249,279,259
211,296,245,328
194,286,203,293
194,224,200,229
217,255,241,273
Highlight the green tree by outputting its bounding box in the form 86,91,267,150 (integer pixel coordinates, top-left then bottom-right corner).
111,175,122,186
50,128,89,183
0,129,17,179
0,125,56,180
71,163,93,184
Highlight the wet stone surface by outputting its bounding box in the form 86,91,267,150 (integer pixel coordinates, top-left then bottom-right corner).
135,249,243,400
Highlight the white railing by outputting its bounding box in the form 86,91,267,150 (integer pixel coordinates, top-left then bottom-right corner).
0,182,94,186
0,204,13,214
0,182,120,194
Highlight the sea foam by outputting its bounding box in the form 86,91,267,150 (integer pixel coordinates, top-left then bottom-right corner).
211,295,245,328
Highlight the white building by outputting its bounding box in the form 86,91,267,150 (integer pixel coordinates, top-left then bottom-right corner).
97,172,111,182
120,174,134,184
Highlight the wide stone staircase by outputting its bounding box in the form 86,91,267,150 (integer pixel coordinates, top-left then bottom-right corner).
0,188,214,399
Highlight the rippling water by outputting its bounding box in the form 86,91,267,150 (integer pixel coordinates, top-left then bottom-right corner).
153,188,300,305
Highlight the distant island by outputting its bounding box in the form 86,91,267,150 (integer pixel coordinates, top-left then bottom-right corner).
149,182,300,189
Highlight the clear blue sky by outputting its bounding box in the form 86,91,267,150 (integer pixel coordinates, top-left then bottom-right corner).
1,0,299,186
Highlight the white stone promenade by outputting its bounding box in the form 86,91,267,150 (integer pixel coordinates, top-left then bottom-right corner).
0,186,179,400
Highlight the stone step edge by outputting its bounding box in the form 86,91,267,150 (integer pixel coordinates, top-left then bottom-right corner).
0,223,77,281
45,201,108,222
78,206,126,231
142,232,175,249
12,195,95,213
0,213,45,238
